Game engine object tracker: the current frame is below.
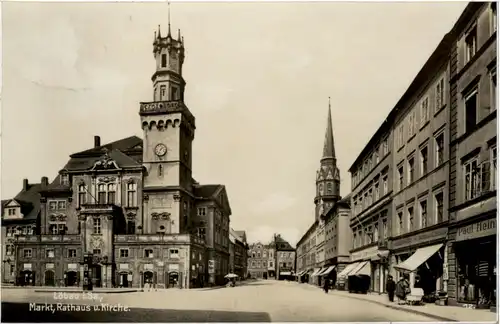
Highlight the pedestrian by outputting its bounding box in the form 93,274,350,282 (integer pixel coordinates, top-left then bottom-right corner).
323,278,329,294
395,275,410,305
386,275,396,302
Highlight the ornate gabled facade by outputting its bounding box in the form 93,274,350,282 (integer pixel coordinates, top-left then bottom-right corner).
9,21,232,289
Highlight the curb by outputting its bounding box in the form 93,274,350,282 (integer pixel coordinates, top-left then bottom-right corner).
331,292,457,322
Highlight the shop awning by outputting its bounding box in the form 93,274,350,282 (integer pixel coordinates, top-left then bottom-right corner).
311,268,322,277
393,243,443,273
338,263,359,278
321,265,336,276
316,266,329,276
349,261,370,276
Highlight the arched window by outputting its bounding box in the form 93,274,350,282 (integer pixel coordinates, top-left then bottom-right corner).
127,182,137,207
107,184,116,204
78,184,87,207
327,183,333,194
97,184,106,204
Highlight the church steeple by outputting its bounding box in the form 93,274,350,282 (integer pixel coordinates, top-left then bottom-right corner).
322,97,336,161
314,97,341,222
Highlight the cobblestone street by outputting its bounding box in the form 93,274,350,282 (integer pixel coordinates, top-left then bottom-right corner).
0,280,461,322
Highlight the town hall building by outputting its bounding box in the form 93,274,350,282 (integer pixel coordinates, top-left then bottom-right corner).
2,22,232,289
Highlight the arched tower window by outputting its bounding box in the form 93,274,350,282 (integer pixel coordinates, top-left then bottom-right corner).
327,183,333,194
158,164,163,176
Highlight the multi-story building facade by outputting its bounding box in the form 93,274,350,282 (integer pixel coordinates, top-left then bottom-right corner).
295,222,318,283
229,229,249,279
274,234,296,280
10,23,232,289
2,180,42,285
345,112,394,293
447,2,497,309
247,242,270,279
322,194,351,286
389,31,452,296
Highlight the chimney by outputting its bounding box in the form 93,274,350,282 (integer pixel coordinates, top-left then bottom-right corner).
94,136,101,148
41,176,49,187
23,179,29,191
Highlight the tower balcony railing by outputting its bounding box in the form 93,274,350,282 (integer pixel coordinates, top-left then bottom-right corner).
114,233,204,245
139,101,194,120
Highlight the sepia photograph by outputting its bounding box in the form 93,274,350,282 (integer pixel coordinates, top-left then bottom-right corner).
0,0,498,322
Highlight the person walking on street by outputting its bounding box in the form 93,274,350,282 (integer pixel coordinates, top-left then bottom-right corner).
386,275,396,302
395,275,410,305
323,278,329,294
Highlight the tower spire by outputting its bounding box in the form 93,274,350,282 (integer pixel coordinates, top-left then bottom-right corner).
167,0,172,37
322,97,336,160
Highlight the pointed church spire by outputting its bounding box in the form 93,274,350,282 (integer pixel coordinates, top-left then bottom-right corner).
157,25,161,38
167,0,172,37
322,97,336,160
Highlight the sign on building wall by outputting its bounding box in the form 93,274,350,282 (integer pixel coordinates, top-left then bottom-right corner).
208,260,215,274
456,218,496,242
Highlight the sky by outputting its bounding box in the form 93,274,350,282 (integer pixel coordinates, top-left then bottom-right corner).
1,1,468,247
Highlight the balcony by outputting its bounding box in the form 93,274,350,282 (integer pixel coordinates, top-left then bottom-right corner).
79,203,120,215
15,235,81,243
114,234,204,245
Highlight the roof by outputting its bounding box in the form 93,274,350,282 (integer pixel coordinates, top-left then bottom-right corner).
275,234,296,251
348,32,453,172
2,183,43,224
71,136,143,157
193,184,222,199
322,102,336,161
296,220,318,247
234,230,247,242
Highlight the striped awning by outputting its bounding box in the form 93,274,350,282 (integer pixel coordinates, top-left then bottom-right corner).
315,266,329,276
310,268,322,277
321,265,336,276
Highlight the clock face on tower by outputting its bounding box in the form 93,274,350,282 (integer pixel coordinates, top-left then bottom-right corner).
155,143,167,157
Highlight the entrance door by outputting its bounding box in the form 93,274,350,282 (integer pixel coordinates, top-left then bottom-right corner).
93,265,102,288
168,271,179,288
120,273,129,288
20,270,34,286
66,271,78,287
143,271,153,286
45,270,55,286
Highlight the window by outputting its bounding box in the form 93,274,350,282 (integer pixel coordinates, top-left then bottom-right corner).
93,249,101,255
382,176,388,195
465,26,477,63
491,67,497,111
57,201,66,210
382,138,389,156
375,151,380,164
407,206,414,232
397,125,404,149
171,87,178,101
420,97,430,124
197,207,207,216
61,174,69,186
374,182,380,201
374,223,379,242
435,132,444,167
464,158,479,200
382,218,387,240
127,182,136,207
97,184,106,204
107,184,116,204
144,249,154,258
6,245,14,256
435,192,444,224
436,78,445,111
161,54,167,68
170,249,179,258
68,249,77,258
78,184,87,207
160,85,166,99
327,182,333,194
46,249,55,258
397,211,404,235
492,2,498,34
420,146,428,176
398,165,404,191
23,249,32,258
93,218,101,235
491,145,497,190
120,249,129,258
408,157,415,184
465,88,478,133
419,199,428,228
126,220,135,234
49,201,57,210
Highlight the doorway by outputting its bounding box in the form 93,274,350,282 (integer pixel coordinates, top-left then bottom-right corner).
66,271,78,287
168,271,179,288
44,270,55,286
143,271,153,286
92,265,102,288
120,273,129,288
20,270,34,286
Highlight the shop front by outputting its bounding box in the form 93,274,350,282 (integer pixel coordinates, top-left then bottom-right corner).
349,244,389,293
391,226,448,301
449,216,496,309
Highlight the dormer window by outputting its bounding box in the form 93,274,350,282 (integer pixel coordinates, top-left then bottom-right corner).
61,174,69,186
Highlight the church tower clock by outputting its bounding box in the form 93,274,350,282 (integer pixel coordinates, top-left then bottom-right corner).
314,98,341,222
139,21,196,234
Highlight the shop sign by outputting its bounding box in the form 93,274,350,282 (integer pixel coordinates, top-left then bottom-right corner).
168,263,179,271
456,218,496,242
46,263,55,269
144,263,154,270
392,226,447,250
119,263,129,270
23,263,32,270
68,263,78,270
208,259,215,274
350,245,379,261
443,263,449,281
